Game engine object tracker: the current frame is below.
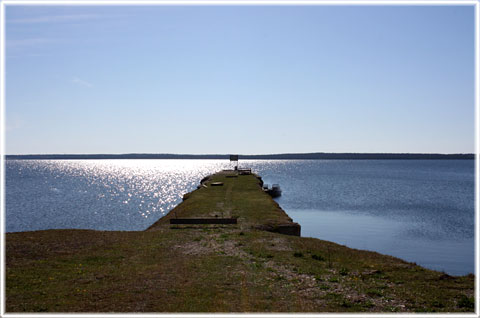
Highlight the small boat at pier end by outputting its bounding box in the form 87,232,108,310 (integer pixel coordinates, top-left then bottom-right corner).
264,184,282,197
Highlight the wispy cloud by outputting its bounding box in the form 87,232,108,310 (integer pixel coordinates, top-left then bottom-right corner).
6,53,52,59
8,14,103,24
7,13,127,25
6,38,57,48
72,77,93,88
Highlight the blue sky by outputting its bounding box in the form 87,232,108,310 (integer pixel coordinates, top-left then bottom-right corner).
5,4,475,154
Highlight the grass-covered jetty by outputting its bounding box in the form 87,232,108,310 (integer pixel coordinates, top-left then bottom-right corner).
6,171,474,313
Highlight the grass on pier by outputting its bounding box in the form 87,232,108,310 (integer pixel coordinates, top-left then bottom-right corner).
5,173,475,313
147,172,294,229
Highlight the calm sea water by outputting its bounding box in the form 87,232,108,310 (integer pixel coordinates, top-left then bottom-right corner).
248,160,475,276
5,159,475,275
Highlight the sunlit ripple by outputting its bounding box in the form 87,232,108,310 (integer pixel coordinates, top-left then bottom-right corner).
6,159,230,231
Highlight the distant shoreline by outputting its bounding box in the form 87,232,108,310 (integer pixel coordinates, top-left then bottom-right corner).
5,152,475,160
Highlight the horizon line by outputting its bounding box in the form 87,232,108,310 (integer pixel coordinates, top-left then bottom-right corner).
5,151,475,156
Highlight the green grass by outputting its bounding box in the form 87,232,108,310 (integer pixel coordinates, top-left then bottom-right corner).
6,172,475,313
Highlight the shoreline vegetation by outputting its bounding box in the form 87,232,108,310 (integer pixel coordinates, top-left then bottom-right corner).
5,152,474,160
6,171,474,313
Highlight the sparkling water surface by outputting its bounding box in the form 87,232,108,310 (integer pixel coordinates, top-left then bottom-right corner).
6,160,228,232
5,159,475,275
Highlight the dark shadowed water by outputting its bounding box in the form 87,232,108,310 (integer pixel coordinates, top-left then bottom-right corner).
5,159,475,275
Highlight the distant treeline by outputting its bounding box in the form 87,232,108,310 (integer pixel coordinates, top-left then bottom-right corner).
5,153,475,160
